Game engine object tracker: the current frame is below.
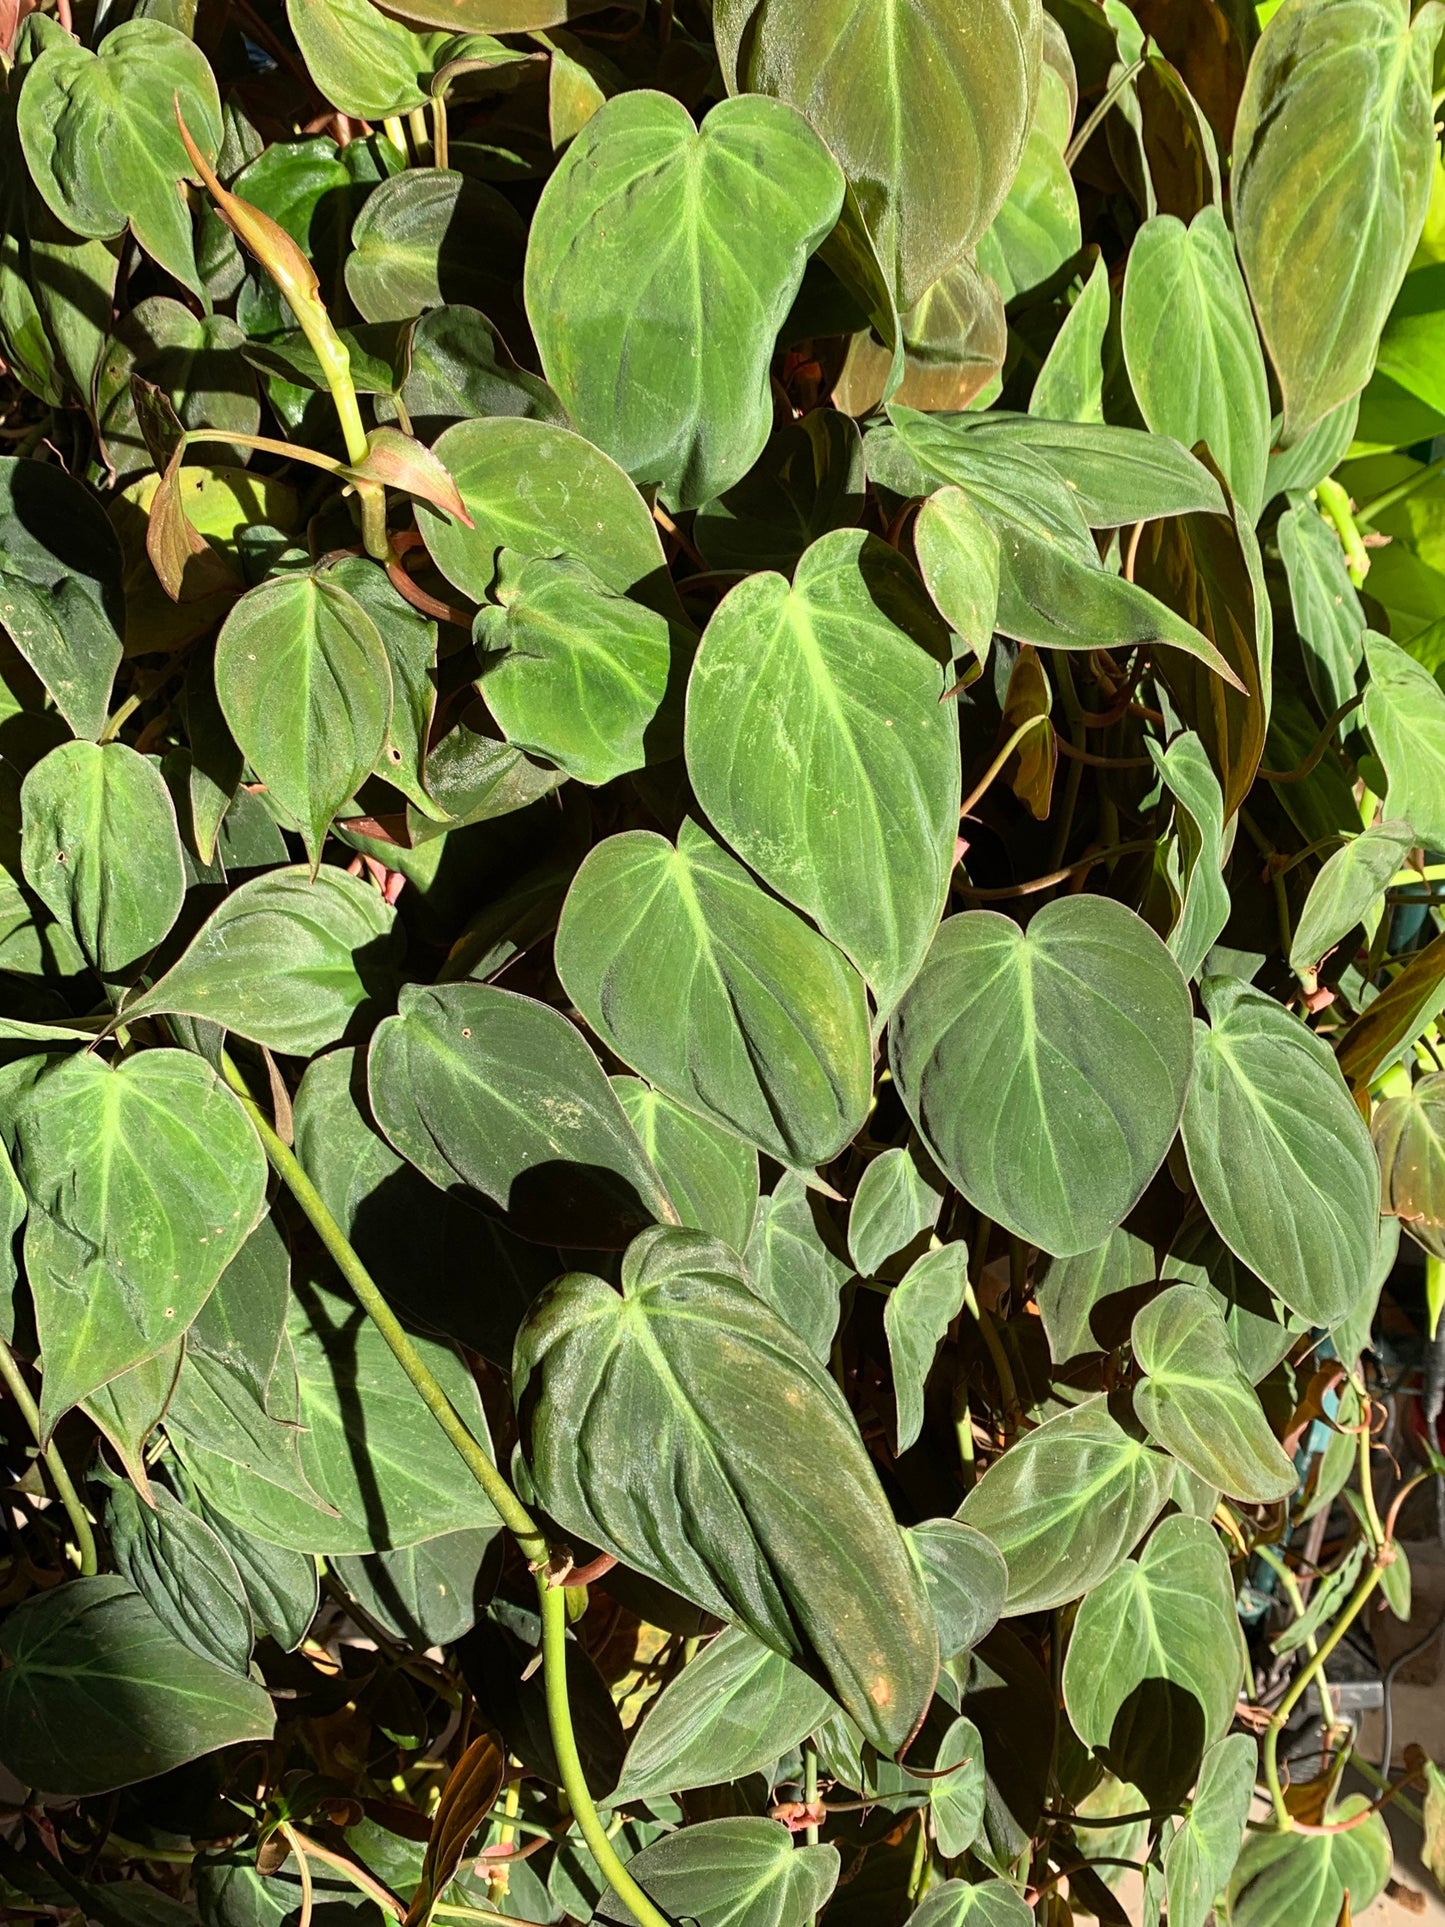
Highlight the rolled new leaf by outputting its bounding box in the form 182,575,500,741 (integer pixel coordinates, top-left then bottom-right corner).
513,1225,938,1753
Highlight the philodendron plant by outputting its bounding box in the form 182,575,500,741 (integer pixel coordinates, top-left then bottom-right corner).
5,0,1445,1922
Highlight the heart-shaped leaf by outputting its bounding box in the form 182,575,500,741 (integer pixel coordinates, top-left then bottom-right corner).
1182,977,1379,1325
597,1817,839,1927
890,897,1195,1258
14,1049,268,1429
20,741,184,976
1373,1070,1445,1259
1131,1284,1297,1502
906,1517,1007,1662
958,1395,1173,1614
848,1141,946,1279
686,529,959,1012
720,0,1041,311
16,20,221,294
909,1879,1033,1927
1227,1797,1392,1926
368,982,675,1248
1290,817,1415,973
525,90,843,510
555,819,873,1170
0,1576,273,1797
1163,1734,1255,1927
515,1226,939,1751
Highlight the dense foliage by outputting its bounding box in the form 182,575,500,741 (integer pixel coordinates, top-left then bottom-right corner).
4,0,1445,1922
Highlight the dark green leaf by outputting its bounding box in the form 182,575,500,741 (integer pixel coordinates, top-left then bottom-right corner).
526,91,843,510
906,1517,1007,1662
15,1048,267,1428
614,1626,833,1806
744,1170,852,1362
910,1879,1032,1927
20,741,184,975
885,1241,969,1453
1034,1228,1158,1366
555,820,873,1170
614,1077,759,1253
598,1817,838,1927
103,1476,254,1674
387,304,565,442
215,572,391,866
914,485,1002,667
687,529,958,1010
1181,976,1379,1325
332,1528,493,1647
16,20,222,295
475,552,692,785
0,456,122,739
0,1575,273,1796
1148,730,1230,982
957,1395,1173,1614
123,865,403,1055
515,1226,939,1751
369,981,674,1248
848,1141,946,1279
345,168,526,326
890,898,1194,1258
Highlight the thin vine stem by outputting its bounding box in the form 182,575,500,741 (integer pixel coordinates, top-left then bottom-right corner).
960,713,1052,821
218,1050,677,1927
0,1341,97,1576
1064,57,1146,168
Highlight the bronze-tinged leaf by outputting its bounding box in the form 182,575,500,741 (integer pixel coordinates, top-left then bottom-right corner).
146,449,240,605
834,255,1006,417
1134,457,1267,822
1000,645,1056,821
1132,0,1248,154
349,428,473,526
404,1732,506,1927
1372,1073,1445,1260
1337,930,1445,1105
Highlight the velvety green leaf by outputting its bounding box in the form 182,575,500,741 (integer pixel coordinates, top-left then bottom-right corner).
475,552,692,785
877,408,1238,683
694,411,866,576
555,819,873,1170
81,1343,182,1499
906,1517,1008,1661
103,1476,254,1674
722,0,1041,311
123,865,403,1055
1290,818,1415,973
744,1170,852,1362
1034,1227,1158,1366
1132,1284,1296,1501
419,416,670,605
0,456,121,739
289,0,515,121
1227,1797,1392,1926
1363,628,1445,847
957,1395,1173,1614
1029,249,1110,424
1373,1071,1445,1261
0,1576,274,1796
1232,0,1444,442
890,898,1195,1258
1277,498,1366,714
186,1212,290,1412
910,1879,1032,1927
1161,1219,1305,1386
914,486,1003,667
345,168,526,326
614,1626,833,1806
97,297,260,484
614,1077,759,1253
215,572,390,866
1148,729,1230,982
1264,397,1361,503
293,1044,549,1364
686,529,959,1011
1063,1516,1241,1805
848,1141,946,1279
1122,207,1270,521
185,1484,318,1654
515,1226,939,1751
1181,976,1379,1325
1163,1733,1255,1927
526,91,843,510
369,981,674,1248
16,20,222,295
387,304,564,442
331,1528,493,1647
19,742,183,976
598,1817,838,1927
14,1048,267,1428
930,1715,988,1857
885,1241,968,1453
974,67,1080,304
